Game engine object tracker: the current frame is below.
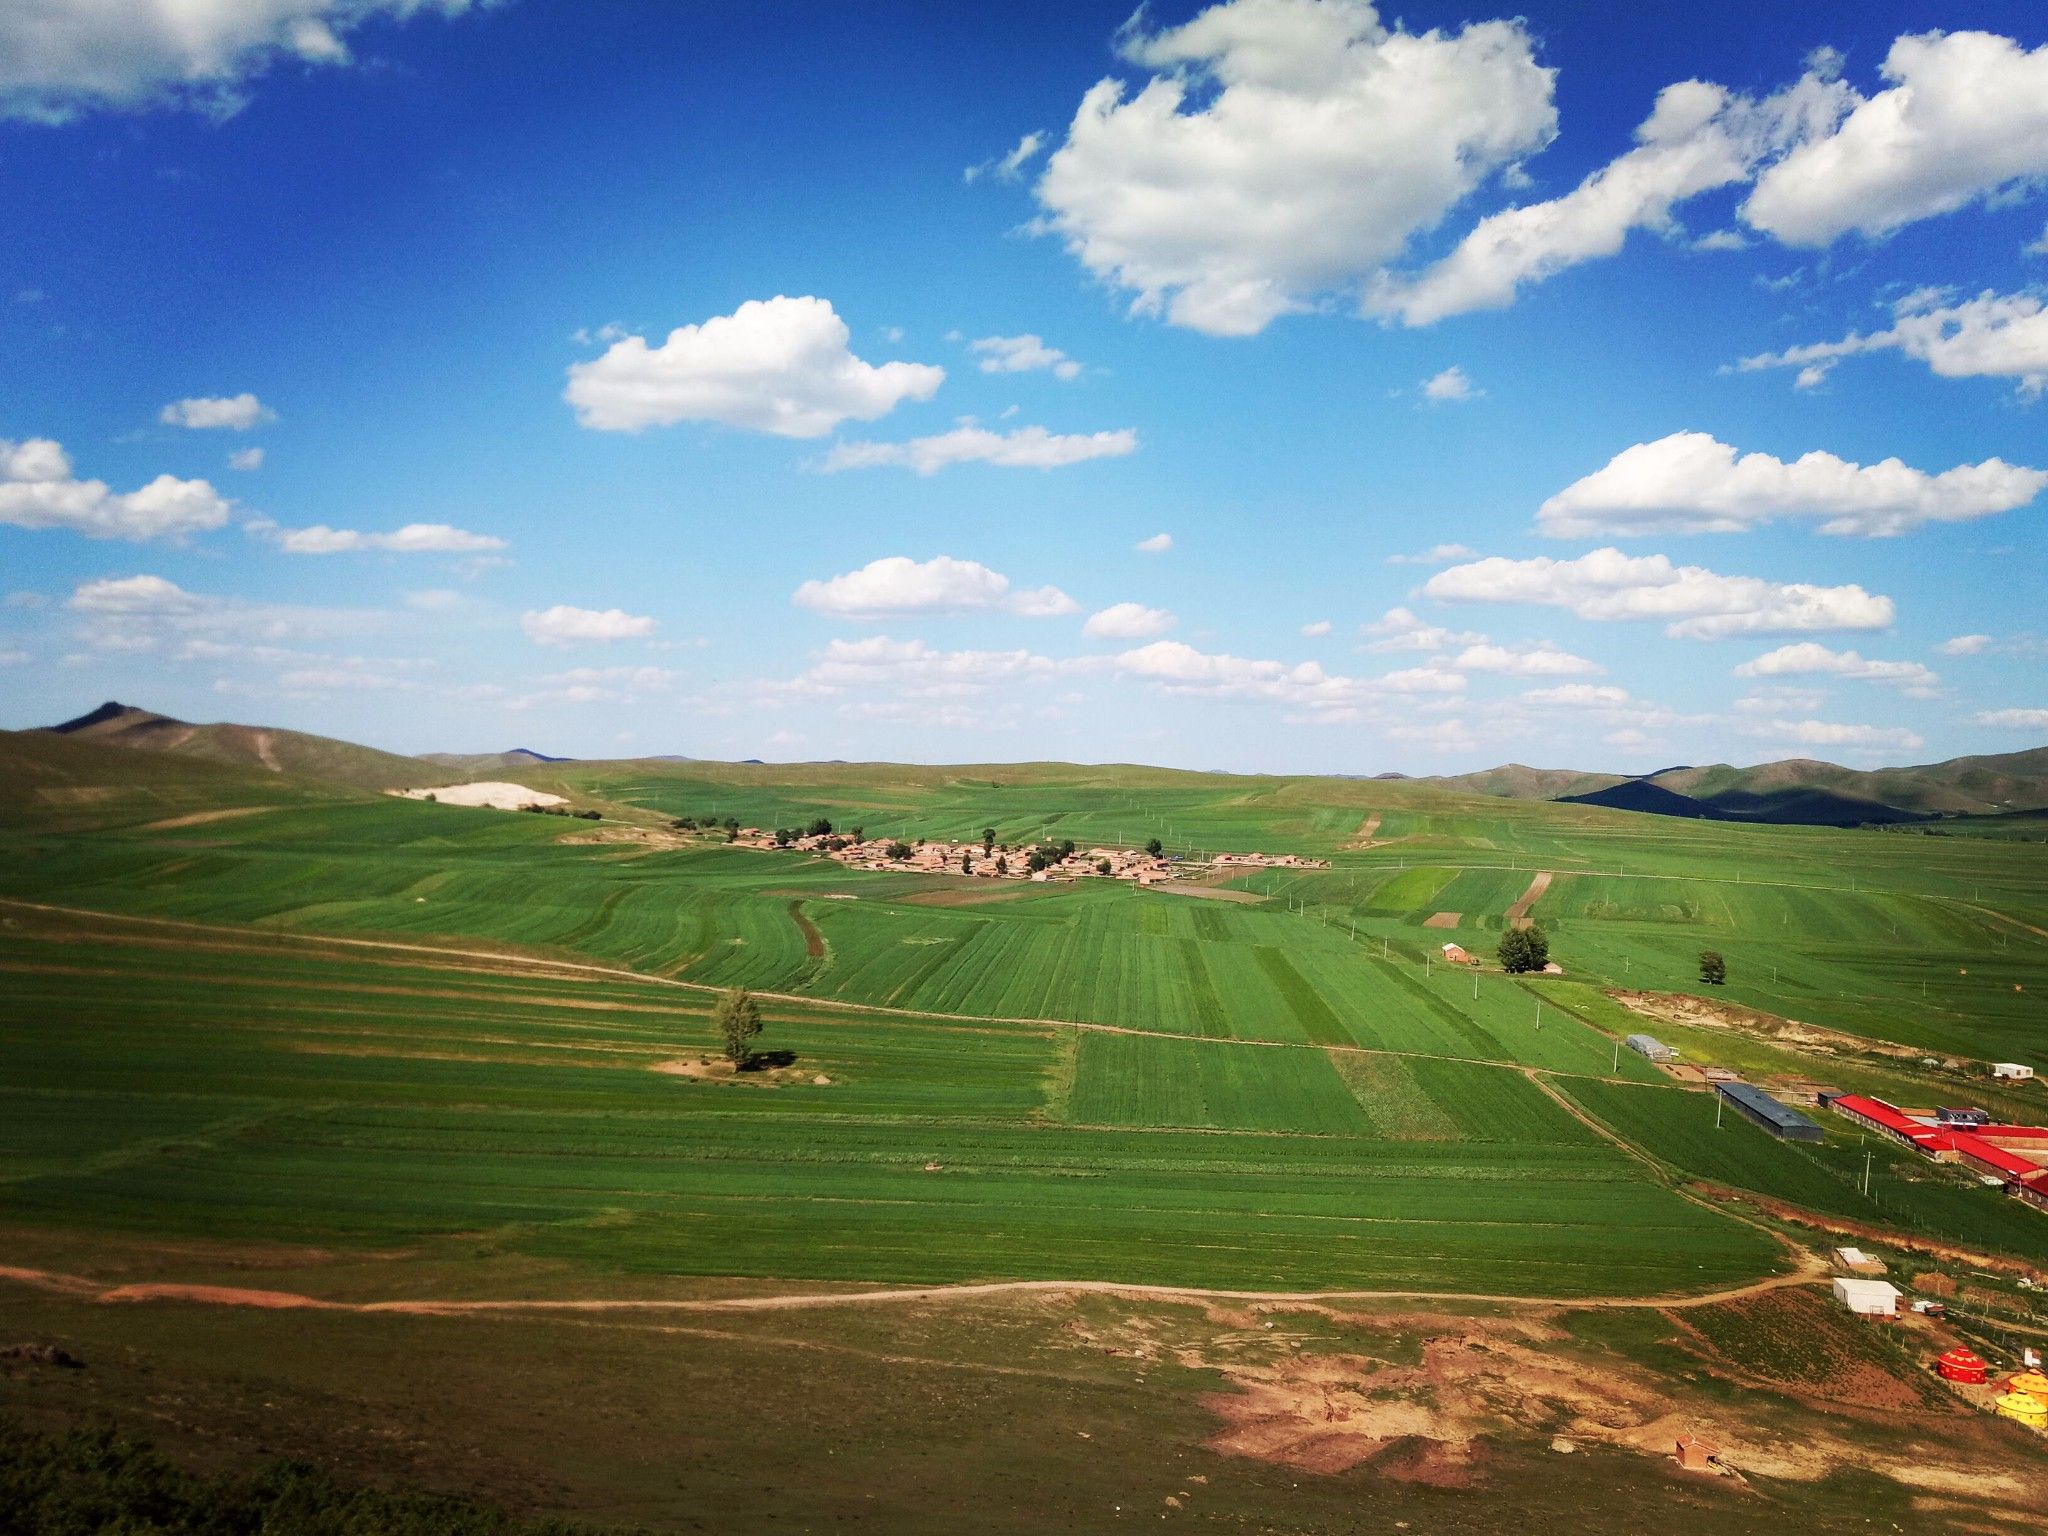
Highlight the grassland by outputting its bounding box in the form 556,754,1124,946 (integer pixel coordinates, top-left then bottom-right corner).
6,731,2048,1532
3,731,2045,1293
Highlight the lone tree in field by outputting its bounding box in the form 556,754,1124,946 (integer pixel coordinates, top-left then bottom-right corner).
1497,924,1550,975
1699,950,1727,985
1145,837,1164,857
715,987,763,1069
982,827,996,854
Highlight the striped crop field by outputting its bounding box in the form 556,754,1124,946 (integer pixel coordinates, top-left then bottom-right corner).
3,740,2045,1295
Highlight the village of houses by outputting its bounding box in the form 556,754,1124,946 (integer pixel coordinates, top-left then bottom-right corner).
718,820,1327,885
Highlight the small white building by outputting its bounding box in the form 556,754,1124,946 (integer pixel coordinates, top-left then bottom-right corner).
1832,1277,1901,1317
1993,1063,2036,1081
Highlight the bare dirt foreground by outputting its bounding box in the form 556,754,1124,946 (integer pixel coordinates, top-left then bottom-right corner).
9,1258,2042,1529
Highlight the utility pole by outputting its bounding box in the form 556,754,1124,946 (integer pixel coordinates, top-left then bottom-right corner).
1612,1039,1620,1074
1715,1094,1724,1129
1862,1149,1873,1197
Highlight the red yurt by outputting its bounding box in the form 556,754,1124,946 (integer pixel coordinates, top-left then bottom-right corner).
1936,1347,1988,1384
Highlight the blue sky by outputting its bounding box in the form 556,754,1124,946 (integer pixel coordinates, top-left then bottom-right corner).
2,0,2044,773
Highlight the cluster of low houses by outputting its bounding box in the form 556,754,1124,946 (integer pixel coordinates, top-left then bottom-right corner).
728,826,1327,886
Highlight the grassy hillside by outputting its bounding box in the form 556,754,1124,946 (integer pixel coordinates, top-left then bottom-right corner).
44,701,450,792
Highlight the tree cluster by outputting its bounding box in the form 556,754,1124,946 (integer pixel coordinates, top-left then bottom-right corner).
1496,925,1550,974
521,805,602,821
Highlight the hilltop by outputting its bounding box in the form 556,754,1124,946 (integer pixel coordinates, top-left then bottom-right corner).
44,701,450,793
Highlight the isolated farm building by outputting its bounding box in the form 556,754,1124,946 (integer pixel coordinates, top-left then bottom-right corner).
1993,1063,2036,1081
1831,1247,1886,1276
1715,1081,1824,1142
1673,1434,1718,1472
1936,1347,1988,1384
1440,942,1474,965
1625,1033,1676,1064
1832,1277,1902,1318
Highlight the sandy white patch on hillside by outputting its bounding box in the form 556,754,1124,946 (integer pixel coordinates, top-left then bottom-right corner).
394,782,565,810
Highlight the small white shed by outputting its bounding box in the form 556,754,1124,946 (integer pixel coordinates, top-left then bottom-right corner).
1832,1277,1901,1317
1992,1063,2035,1081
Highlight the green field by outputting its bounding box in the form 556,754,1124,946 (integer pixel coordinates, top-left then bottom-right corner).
4,731,2047,1298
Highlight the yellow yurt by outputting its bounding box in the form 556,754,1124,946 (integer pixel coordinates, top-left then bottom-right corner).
2007,1371,2048,1397
1992,1391,2047,1428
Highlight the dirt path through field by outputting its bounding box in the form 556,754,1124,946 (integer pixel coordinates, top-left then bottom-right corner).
787,900,826,959
1504,870,1552,928
1345,814,1382,849
134,806,281,833
0,1259,1824,1319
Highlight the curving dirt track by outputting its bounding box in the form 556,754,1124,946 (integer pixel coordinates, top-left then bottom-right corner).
0,1261,1824,1320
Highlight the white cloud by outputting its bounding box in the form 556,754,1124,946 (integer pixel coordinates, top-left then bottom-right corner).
0,0,492,123
1110,638,1463,720
1373,81,1782,325
1744,718,1925,752
62,574,389,665
1733,684,1827,716
1977,707,2048,730
521,605,658,647
1135,532,1173,553
968,334,1083,380
793,555,1077,621
1731,288,2048,398
1522,683,1630,708
1084,601,1176,639
1384,542,1476,565
67,574,201,616
1425,547,1894,639
1452,640,1601,677
965,130,1047,184
564,296,944,436
0,648,27,666
1938,634,1991,656
253,521,506,555
1734,641,1938,695
821,423,1137,475
1360,606,1481,653
1539,432,2045,539
1300,619,1332,637
1,437,233,541
1420,366,1479,403
1031,0,1557,335
227,447,264,471
160,392,273,430
1743,32,2048,246
806,635,1061,694
1695,229,1749,251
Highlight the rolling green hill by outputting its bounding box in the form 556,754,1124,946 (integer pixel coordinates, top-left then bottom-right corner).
43,701,450,792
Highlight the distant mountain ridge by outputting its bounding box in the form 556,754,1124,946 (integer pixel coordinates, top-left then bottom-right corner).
45,702,449,792
1441,745,2048,826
